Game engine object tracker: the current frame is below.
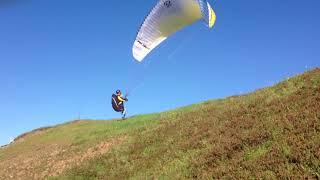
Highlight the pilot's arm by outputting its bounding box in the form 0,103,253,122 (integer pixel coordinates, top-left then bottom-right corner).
118,96,128,102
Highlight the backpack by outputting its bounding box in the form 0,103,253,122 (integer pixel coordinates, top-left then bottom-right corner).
111,94,122,112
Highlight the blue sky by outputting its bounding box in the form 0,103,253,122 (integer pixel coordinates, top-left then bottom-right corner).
0,0,319,145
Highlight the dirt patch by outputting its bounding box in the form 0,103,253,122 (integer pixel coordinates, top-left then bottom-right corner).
0,137,126,180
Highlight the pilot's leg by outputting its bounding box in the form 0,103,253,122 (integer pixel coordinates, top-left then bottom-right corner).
122,108,126,119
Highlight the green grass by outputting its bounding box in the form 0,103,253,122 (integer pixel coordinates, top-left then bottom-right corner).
1,68,320,179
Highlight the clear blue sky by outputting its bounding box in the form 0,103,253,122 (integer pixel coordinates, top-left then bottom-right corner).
1,0,319,145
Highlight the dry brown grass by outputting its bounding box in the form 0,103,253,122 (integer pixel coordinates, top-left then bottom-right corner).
0,136,125,179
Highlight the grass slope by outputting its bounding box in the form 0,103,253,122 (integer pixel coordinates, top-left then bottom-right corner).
1,68,319,179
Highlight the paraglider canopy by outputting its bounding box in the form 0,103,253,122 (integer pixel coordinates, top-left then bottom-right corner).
133,0,216,62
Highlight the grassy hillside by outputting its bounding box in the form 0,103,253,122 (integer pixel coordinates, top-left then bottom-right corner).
0,68,319,179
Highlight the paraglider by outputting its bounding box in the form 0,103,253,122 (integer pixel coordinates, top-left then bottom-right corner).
133,0,216,62
111,90,128,119
112,0,217,118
